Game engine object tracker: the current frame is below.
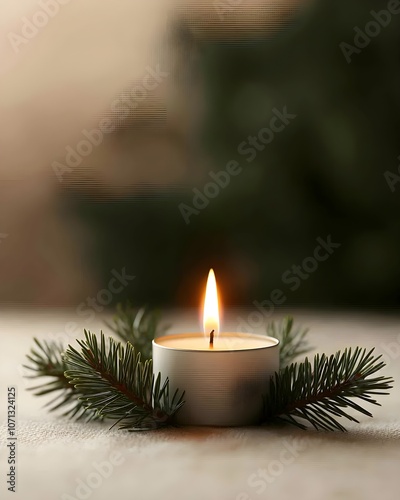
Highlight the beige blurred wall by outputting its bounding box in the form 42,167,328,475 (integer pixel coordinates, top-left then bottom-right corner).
0,0,308,183
0,0,310,305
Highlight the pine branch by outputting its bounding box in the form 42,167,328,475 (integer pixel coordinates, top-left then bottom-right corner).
104,303,166,361
24,306,171,424
25,310,394,433
64,330,185,430
268,316,312,367
23,338,98,421
264,347,394,431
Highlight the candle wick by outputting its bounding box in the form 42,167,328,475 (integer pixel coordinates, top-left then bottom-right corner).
209,329,214,348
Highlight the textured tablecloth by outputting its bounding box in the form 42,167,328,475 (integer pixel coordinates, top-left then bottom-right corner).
0,310,399,500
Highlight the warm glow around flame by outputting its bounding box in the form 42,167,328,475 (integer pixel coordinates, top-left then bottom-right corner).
203,269,220,336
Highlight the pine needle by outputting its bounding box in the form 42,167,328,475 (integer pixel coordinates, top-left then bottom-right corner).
268,316,312,367
23,338,97,421
264,347,394,431
104,302,167,361
64,330,184,430
24,309,394,433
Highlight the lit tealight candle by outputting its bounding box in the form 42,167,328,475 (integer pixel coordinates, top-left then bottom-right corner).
152,269,279,426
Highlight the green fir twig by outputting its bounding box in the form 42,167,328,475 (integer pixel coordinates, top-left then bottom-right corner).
264,347,394,431
104,302,167,361
64,330,184,430
24,309,394,433
23,338,97,421
24,306,175,427
268,316,311,367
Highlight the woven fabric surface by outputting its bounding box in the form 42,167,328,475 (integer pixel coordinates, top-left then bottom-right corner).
0,311,399,500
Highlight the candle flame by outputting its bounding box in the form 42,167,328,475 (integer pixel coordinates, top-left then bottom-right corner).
203,269,220,336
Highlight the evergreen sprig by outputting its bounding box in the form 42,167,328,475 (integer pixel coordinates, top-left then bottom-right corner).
64,330,184,430
23,306,177,428
264,347,393,431
23,338,96,420
104,303,165,361
24,307,394,432
269,316,311,367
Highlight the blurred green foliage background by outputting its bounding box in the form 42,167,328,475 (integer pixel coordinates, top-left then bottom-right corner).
67,0,400,310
